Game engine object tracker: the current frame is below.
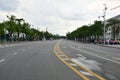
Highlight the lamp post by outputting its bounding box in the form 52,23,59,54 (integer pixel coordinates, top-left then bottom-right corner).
98,4,107,45
103,4,107,45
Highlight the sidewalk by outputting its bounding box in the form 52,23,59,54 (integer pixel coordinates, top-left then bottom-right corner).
0,41,30,48
0,42,22,48
104,44,120,49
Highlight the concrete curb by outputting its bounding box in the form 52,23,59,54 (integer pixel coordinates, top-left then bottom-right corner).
100,44,120,49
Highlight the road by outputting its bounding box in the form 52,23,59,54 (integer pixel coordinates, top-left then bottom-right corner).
0,40,120,80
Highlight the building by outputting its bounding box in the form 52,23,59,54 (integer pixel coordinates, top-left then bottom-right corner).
105,14,120,41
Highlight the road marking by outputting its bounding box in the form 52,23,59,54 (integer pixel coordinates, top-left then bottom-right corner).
62,58,69,60
59,55,64,57
77,54,87,59
63,46,67,48
22,49,26,51
54,45,90,80
57,42,106,80
0,59,5,63
70,45,120,65
29,47,31,49
13,52,18,55
69,63,78,66
1,46,4,48
80,71,93,76
112,57,120,60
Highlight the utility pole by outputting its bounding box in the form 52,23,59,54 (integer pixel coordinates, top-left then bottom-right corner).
110,5,120,11
99,5,119,45
46,27,47,32
103,4,107,45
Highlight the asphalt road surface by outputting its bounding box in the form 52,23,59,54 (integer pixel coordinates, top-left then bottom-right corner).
0,40,120,80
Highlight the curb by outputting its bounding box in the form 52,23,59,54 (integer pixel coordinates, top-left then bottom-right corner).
99,44,120,49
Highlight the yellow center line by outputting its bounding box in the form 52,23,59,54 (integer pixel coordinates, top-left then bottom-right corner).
57,42,106,80
53,45,90,80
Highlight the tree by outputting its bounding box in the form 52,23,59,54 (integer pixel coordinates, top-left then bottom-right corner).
21,22,30,41
4,15,17,42
0,23,5,36
15,18,24,41
0,14,58,42
66,20,103,43
0,23,5,42
92,21,103,40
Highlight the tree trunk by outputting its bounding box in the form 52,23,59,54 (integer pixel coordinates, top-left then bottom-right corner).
17,32,20,41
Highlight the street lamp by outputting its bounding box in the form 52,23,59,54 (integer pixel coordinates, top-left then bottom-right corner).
103,4,107,45
99,4,107,45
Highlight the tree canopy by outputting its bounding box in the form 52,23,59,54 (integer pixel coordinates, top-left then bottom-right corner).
66,21,103,42
0,15,60,42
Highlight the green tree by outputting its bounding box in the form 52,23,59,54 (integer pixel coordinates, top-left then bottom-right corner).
0,23,5,42
0,23,5,36
4,15,17,42
15,18,24,41
66,20,103,43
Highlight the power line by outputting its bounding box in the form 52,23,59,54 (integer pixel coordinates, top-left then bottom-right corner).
110,5,120,10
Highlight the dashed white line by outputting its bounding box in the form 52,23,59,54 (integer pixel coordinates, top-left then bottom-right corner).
59,55,64,57
77,54,87,59
69,63,78,66
28,47,31,49
62,58,69,60
0,59,5,63
63,46,67,48
13,52,18,55
22,49,26,51
112,57,120,60
80,71,93,76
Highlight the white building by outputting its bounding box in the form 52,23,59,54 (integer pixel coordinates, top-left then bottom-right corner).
105,14,120,41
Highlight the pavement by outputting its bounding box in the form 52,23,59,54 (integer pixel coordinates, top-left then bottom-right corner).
0,40,82,80
104,44,120,48
0,40,120,80
60,40,120,80
1,41,120,49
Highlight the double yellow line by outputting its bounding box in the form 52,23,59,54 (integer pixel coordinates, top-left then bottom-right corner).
53,42,106,80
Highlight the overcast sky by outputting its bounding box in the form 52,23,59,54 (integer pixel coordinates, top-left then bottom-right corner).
0,0,120,35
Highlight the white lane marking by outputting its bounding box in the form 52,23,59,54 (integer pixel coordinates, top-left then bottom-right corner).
59,55,64,57
77,54,87,59
13,52,18,55
112,57,120,60
70,45,120,65
0,59,5,63
71,58,90,69
22,49,26,51
80,71,93,76
29,47,31,49
69,63,78,66
71,58,102,71
62,58,69,60
1,46,4,48
63,46,67,48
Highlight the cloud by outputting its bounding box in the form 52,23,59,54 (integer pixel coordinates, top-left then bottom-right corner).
0,0,120,35
0,0,19,11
